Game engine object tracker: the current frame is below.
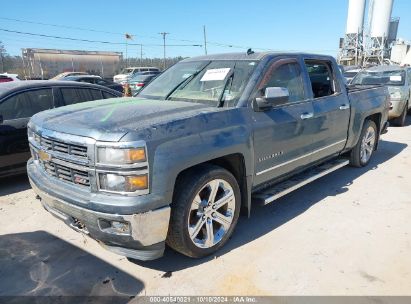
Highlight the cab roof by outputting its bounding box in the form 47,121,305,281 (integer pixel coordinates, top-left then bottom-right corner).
181,51,335,62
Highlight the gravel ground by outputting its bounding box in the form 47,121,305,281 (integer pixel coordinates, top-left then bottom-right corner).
0,118,410,297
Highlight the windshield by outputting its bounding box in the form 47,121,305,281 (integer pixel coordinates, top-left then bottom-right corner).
352,70,406,86
139,60,257,106
344,71,358,78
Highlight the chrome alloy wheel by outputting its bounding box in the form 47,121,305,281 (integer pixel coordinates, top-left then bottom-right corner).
360,126,376,164
187,179,236,248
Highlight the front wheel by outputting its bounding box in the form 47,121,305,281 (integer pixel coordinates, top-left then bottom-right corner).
349,120,378,168
167,165,241,258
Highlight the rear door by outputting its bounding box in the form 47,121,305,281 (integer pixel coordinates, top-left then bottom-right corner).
303,58,350,162
0,88,54,174
252,57,317,185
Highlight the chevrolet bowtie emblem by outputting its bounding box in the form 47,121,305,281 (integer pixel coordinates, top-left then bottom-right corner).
38,150,52,161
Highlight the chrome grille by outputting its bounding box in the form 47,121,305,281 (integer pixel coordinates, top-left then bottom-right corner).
41,160,90,187
39,136,88,159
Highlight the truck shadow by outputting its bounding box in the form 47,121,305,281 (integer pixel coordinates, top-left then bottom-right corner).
0,231,143,300
130,139,407,271
0,174,31,196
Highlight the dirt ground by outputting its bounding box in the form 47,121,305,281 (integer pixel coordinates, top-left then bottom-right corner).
1,118,411,298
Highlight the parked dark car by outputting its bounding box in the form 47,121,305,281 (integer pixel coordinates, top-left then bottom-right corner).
64,75,124,93
0,80,122,178
129,73,159,95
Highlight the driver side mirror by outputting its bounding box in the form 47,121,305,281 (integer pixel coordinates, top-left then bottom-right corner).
255,87,289,110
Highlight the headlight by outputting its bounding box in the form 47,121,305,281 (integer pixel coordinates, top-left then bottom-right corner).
97,147,146,164
99,173,148,192
390,91,402,99
27,127,40,144
27,128,34,139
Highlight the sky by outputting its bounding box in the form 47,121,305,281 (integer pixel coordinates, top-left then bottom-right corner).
1,0,410,59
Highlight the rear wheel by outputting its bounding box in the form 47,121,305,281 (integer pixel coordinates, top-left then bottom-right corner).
167,165,241,258
349,120,378,168
393,102,408,127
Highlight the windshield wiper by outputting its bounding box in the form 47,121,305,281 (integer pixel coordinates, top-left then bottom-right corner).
165,63,210,100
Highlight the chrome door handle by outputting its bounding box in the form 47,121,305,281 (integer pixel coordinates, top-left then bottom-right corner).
300,112,314,120
339,104,350,110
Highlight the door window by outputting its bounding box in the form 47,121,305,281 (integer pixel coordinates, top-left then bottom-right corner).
305,61,338,98
261,62,305,103
0,89,53,120
90,89,103,100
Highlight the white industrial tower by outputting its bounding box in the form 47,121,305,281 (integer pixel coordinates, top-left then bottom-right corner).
339,0,398,66
339,0,366,66
363,0,394,65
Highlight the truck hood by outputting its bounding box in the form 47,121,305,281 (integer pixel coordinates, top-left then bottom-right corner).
30,98,214,142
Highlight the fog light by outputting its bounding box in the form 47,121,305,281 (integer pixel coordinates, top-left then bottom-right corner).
99,219,130,234
111,221,130,233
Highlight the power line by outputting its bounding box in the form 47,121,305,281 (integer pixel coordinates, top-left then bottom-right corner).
0,16,273,51
0,28,202,48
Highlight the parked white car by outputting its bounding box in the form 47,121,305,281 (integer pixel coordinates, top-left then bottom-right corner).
113,67,160,83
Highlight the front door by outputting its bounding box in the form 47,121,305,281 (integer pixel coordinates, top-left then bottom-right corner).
252,58,317,186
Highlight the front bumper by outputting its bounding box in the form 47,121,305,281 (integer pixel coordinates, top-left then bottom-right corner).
28,160,171,261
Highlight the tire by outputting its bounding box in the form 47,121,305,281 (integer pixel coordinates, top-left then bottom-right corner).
349,120,378,168
392,102,408,127
167,164,241,258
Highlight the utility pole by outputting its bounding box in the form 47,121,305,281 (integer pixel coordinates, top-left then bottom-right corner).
140,44,143,66
159,32,169,70
203,25,208,55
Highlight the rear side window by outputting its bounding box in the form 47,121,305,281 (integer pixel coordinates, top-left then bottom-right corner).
261,62,305,103
102,91,119,99
305,61,337,98
0,88,53,120
61,88,92,105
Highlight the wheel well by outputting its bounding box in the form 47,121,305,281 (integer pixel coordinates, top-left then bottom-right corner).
365,113,381,149
174,154,249,215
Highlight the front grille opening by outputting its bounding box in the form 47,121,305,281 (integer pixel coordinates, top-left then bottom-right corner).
40,136,88,159
41,160,90,187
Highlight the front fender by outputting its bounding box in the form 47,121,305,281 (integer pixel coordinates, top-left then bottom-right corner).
152,123,253,204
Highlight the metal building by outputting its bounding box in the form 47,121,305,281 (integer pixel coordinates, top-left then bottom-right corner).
22,48,123,80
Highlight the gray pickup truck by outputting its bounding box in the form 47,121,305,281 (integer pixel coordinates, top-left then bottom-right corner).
27,52,389,260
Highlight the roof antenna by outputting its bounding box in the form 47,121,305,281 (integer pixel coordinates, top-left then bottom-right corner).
246,48,254,55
